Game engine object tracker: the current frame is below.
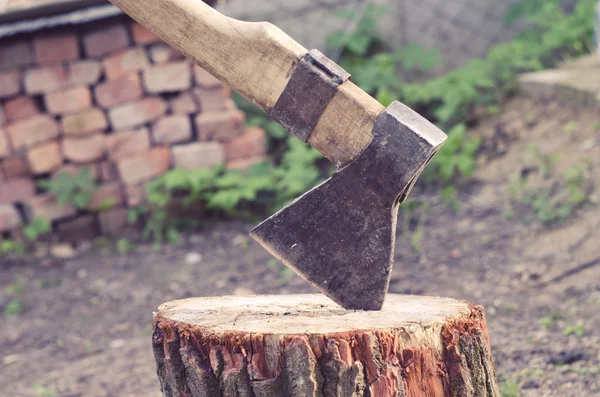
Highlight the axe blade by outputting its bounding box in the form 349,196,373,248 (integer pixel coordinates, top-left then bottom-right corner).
251,102,446,310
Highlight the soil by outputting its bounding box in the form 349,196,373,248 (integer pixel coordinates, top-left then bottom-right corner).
1,97,599,397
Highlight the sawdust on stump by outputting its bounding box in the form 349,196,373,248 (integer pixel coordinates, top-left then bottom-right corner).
152,294,500,397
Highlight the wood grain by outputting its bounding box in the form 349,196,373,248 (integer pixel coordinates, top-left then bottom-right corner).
107,0,383,166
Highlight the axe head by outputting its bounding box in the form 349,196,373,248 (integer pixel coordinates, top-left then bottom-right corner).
251,101,447,310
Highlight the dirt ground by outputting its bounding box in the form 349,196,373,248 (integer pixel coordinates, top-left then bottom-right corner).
1,97,600,397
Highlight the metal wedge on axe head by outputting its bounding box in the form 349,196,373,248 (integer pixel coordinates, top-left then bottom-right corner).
251,99,445,310
108,0,447,310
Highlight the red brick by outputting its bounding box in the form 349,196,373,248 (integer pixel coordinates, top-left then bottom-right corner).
125,184,145,206
149,42,184,64
87,182,124,210
33,31,80,64
226,155,268,171
94,72,142,108
193,65,223,89
6,115,60,150
83,23,130,58
117,147,171,185
0,128,11,158
0,38,33,71
143,61,191,93
24,65,68,94
103,48,150,80
62,134,106,164
45,86,92,115
25,194,76,221
3,96,39,122
0,70,22,98
172,142,224,170
57,215,98,242
131,22,160,44
108,97,167,130
1,154,29,178
53,163,99,181
0,204,22,231
152,115,192,144
195,110,245,142
68,60,102,85
106,128,151,160
224,127,266,161
169,92,198,114
98,207,129,235
61,108,108,136
0,178,35,205
27,141,62,175
194,86,232,113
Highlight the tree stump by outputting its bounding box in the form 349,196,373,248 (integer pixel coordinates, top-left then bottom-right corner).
152,294,500,397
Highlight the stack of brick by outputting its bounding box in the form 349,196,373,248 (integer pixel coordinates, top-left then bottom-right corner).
0,17,267,240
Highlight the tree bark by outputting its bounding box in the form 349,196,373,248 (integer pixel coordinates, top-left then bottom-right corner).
151,294,500,397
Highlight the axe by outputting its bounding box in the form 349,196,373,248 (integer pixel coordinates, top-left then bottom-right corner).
108,0,447,310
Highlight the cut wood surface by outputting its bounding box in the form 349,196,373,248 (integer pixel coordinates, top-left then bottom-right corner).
108,0,383,166
152,294,500,396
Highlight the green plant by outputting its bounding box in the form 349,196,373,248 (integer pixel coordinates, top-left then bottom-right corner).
266,259,296,284
440,185,461,213
38,168,98,209
0,238,25,256
399,200,430,253
22,217,51,242
32,383,58,397
328,0,595,187
500,378,520,397
4,274,25,317
537,312,563,329
420,124,481,184
507,147,592,226
328,5,442,104
564,321,586,337
115,238,136,255
563,121,580,134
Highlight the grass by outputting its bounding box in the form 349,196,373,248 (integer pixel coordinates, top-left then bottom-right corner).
563,322,586,337
3,274,25,317
500,378,519,397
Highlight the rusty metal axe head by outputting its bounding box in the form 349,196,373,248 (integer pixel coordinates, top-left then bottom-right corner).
251,101,446,310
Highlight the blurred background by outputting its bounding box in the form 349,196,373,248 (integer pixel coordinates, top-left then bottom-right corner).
0,0,599,396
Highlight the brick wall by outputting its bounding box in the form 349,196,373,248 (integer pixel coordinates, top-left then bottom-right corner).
0,16,267,240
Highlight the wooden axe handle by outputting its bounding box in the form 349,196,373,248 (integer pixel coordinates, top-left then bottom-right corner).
108,0,383,166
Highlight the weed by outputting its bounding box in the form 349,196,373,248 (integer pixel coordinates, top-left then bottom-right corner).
563,121,580,134
537,312,563,329
567,366,600,375
399,200,430,253
32,384,58,397
500,378,519,397
23,217,51,242
537,316,554,329
4,274,25,317
0,238,25,256
524,111,538,125
440,185,461,213
266,259,296,284
563,322,585,337
115,238,136,255
507,148,592,226
37,278,62,289
421,124,481,185
38,168,98,209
